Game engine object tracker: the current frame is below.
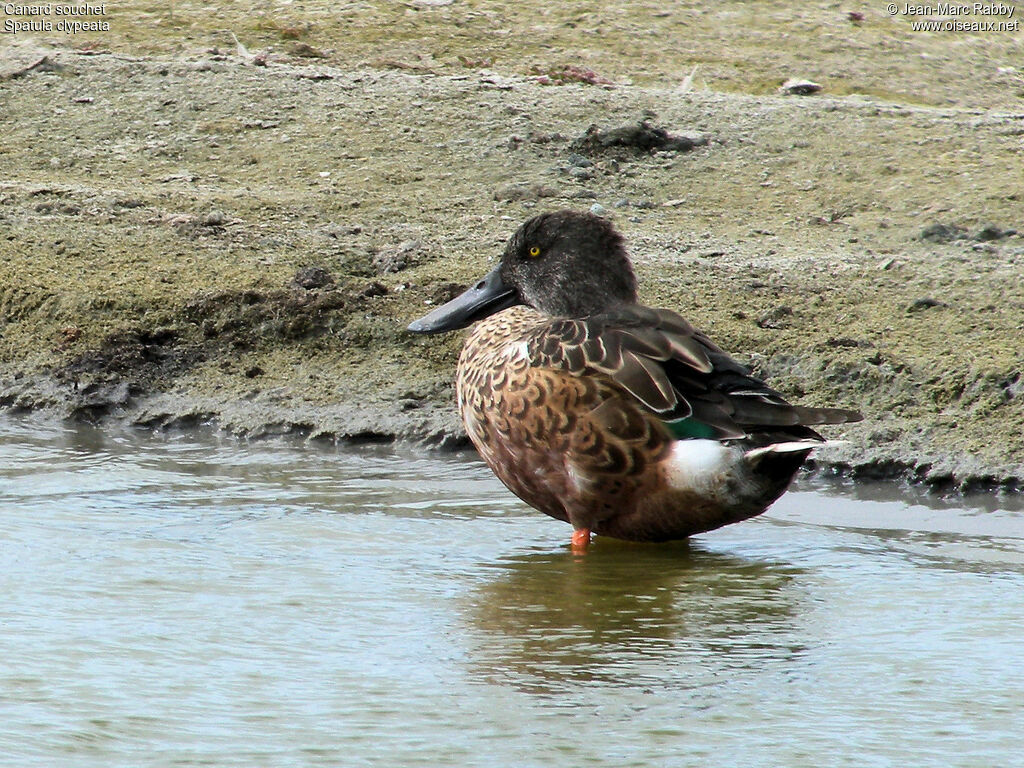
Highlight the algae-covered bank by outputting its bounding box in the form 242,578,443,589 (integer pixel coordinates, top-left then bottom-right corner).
1,2,1022,490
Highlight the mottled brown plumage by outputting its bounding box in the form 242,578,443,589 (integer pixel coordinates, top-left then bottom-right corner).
408,210,862,548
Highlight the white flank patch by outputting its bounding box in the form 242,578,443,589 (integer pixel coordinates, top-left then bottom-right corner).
663,439,735,494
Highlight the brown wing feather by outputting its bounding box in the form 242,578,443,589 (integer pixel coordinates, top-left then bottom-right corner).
524,305,862,437
613,351,677,412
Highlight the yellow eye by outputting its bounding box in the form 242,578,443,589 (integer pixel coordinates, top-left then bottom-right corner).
528,246,541,257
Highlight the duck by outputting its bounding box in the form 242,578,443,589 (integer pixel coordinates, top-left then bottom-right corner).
408,210,861,552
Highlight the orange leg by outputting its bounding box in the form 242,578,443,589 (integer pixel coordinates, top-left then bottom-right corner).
571,528,591,554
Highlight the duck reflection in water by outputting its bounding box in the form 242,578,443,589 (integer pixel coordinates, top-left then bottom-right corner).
463,540,807,694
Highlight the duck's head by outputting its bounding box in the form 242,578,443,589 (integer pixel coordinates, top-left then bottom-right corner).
407,210,638,333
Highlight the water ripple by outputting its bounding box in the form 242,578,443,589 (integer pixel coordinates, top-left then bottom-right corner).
0,414,1022,767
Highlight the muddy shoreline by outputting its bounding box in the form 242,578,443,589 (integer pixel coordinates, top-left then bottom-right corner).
2,19,1022,494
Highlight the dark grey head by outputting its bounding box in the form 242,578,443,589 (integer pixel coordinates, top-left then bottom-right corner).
407,210,638,333
500,210,638,316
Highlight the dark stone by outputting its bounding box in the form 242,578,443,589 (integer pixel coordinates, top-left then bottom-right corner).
359,281,388,298
918,223,966,243
373,240,423,274
757,305,793,329
907,297,948,312
571,120,708,156
974,224,1017,241
293,266,335,290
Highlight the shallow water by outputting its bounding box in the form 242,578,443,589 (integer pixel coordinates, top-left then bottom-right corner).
1,415,1022,767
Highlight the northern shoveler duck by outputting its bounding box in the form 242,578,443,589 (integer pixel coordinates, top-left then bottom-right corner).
408,210,861,552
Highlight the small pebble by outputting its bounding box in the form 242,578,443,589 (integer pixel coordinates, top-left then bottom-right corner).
907,297,948,312
757,306,793,329
293,266,335,290
974,224,1016,241
779,78,822,95
532,184,560,198
374,240,423,274
493,183,536,202
919,223,966,243
360,281,388,298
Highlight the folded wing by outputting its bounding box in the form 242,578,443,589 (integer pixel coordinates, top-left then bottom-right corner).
524,305,862,440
